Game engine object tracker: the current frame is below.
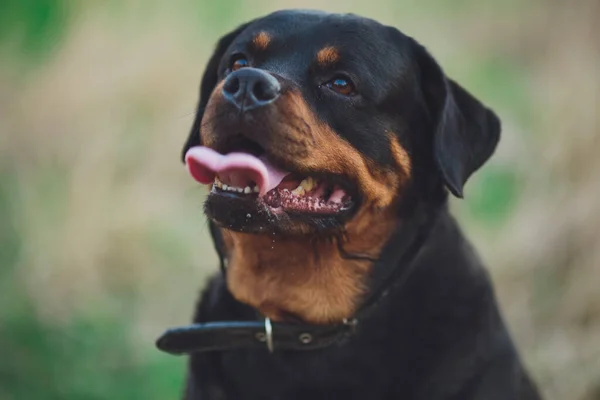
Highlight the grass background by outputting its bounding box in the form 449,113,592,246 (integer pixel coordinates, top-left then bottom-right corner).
0,0,598,399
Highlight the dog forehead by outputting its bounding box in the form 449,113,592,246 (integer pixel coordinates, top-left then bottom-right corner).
256,9,371,31
218,11,418,109
237,11,398,55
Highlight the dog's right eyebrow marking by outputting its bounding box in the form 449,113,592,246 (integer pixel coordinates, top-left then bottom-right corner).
316,46,340,66
252,31,271,51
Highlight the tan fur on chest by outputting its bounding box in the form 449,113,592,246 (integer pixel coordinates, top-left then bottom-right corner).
221,208,398,324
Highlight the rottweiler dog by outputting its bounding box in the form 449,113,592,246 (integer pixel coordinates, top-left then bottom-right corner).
165,9,543,400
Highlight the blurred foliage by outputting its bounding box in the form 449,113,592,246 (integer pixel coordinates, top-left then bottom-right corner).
0,0,70,60
1,303,184,400
1,0,598,399
0,168,184,398
0,2,188,398
467,166,519,226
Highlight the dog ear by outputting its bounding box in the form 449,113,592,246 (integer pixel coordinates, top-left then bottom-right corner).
181,21,254,162
413,41,501,198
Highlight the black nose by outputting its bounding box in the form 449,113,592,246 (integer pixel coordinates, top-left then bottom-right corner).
222,68,281,111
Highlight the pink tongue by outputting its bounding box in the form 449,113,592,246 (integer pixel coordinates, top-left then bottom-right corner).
184,146,290,197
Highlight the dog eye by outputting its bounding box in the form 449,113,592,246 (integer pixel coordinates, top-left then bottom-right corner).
230,56,249,72
325,77,356,96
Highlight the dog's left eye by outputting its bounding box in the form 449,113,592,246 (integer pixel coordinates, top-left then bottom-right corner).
325,77,356,96
231,57,249,72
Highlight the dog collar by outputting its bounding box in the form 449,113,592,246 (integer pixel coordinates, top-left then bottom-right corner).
156,205,440,355
156,318,357,355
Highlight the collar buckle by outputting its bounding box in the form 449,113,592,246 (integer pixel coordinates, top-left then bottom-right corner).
255,318,274,352
264,317,274,353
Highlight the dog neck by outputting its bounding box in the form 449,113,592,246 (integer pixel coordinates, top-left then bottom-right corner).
219,208,400,324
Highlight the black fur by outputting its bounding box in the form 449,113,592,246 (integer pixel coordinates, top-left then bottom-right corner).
179,10,542,400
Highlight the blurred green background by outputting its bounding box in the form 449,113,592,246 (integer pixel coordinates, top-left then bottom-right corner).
0,0,598,399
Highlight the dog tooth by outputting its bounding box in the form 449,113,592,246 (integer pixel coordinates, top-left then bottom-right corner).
236,187,243,193
291,185,305,196
253,185,259,193
222,184,228,190
303,177,316,192
244,186,252,194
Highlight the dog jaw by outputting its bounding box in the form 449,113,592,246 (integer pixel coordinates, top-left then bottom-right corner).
221,206,399,324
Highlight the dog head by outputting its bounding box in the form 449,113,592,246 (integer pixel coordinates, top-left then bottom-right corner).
182,9,500,238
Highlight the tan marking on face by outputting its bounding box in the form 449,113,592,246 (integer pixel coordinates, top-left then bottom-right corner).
390,136,412,177
223,206,397,323
252,31,271,51
316,46,340,66
276,91,407,209
201,87,412,323
199,80,226,145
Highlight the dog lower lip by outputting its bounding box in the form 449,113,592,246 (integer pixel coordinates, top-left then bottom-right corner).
264,188,352,214
268,191,282,207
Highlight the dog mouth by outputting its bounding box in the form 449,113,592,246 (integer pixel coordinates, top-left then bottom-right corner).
214,174,352,214
184,143,354,216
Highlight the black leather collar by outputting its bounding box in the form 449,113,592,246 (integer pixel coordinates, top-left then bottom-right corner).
156,319,358,355
156,205,440,356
